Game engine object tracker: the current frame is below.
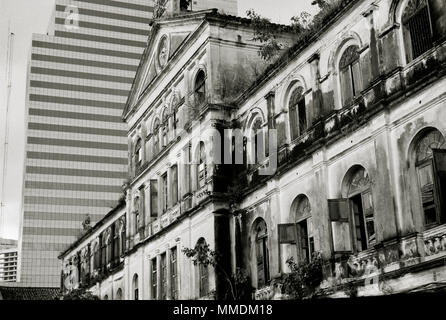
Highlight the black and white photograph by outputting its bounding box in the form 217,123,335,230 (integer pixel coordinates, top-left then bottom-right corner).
0,0,445,314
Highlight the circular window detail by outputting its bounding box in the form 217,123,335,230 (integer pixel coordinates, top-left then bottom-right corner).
157,35,169,68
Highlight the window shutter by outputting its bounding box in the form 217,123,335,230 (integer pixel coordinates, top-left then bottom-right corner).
278,223,297,244
328,199,352,252
340,68,353,106
351,61,362,95
433,149,446,222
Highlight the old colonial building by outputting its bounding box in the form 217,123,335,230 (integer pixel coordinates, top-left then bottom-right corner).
60,0,446,300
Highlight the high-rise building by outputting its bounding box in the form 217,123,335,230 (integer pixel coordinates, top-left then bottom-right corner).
0,238,17,251
19,0,154,288
19,0,238,289
0,248,18,283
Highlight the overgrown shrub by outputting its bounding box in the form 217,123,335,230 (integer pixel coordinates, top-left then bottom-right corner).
280,252,324,299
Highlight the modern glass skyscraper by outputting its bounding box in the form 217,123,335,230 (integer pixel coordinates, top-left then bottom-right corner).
19,0,154,288
18,0,238,289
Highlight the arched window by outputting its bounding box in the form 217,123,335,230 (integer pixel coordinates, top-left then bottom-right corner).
103,295,108,300
292,195,314,263
288,86,307,140
402,0,435,63
133,274,139,300
116,288,122,300
134,138,143,170
198,142,207,189
153,118,160,155
253,218,269,288
413,129,446,226
196,238,209,297
194,70,206,107
339,45,362,106
345,166,375,251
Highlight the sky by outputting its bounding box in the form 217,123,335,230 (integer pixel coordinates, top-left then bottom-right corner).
0,0,316,240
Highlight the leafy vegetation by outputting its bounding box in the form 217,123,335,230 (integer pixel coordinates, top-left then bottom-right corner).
182,242,253,300
59,288,100,300
279,252,325,299
247,0,347,61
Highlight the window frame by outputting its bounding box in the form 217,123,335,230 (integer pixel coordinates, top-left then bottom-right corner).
338,45,362,107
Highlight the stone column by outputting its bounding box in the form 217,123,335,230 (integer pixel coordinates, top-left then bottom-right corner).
308,53,323,120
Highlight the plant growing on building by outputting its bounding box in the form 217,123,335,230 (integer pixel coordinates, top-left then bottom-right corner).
247,0,345,61
182,243,253,300
280,252,325,299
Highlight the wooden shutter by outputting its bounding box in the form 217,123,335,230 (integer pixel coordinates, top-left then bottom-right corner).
278,223,297,244
433,149,446,223
351,61,362,96
340,67,353,106
328,199,352,252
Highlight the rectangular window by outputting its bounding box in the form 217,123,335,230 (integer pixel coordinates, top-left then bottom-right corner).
151,258,157,300
171,165,178,205
160,253,167,300
170,247,178,300
162,173,168,212
150,180,159,218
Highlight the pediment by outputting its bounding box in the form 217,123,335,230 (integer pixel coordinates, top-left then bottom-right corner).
139,31,191,93
123,17,206,118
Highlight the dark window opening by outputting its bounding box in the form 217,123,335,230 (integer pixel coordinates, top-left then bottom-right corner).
255,220,269,288
160,253,167,300
170,247,178,300
162,173,168,212
151,258,158,300
289,86,306,140
195,70,206,108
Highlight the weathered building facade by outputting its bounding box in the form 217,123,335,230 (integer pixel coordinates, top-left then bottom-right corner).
60,0,446,299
